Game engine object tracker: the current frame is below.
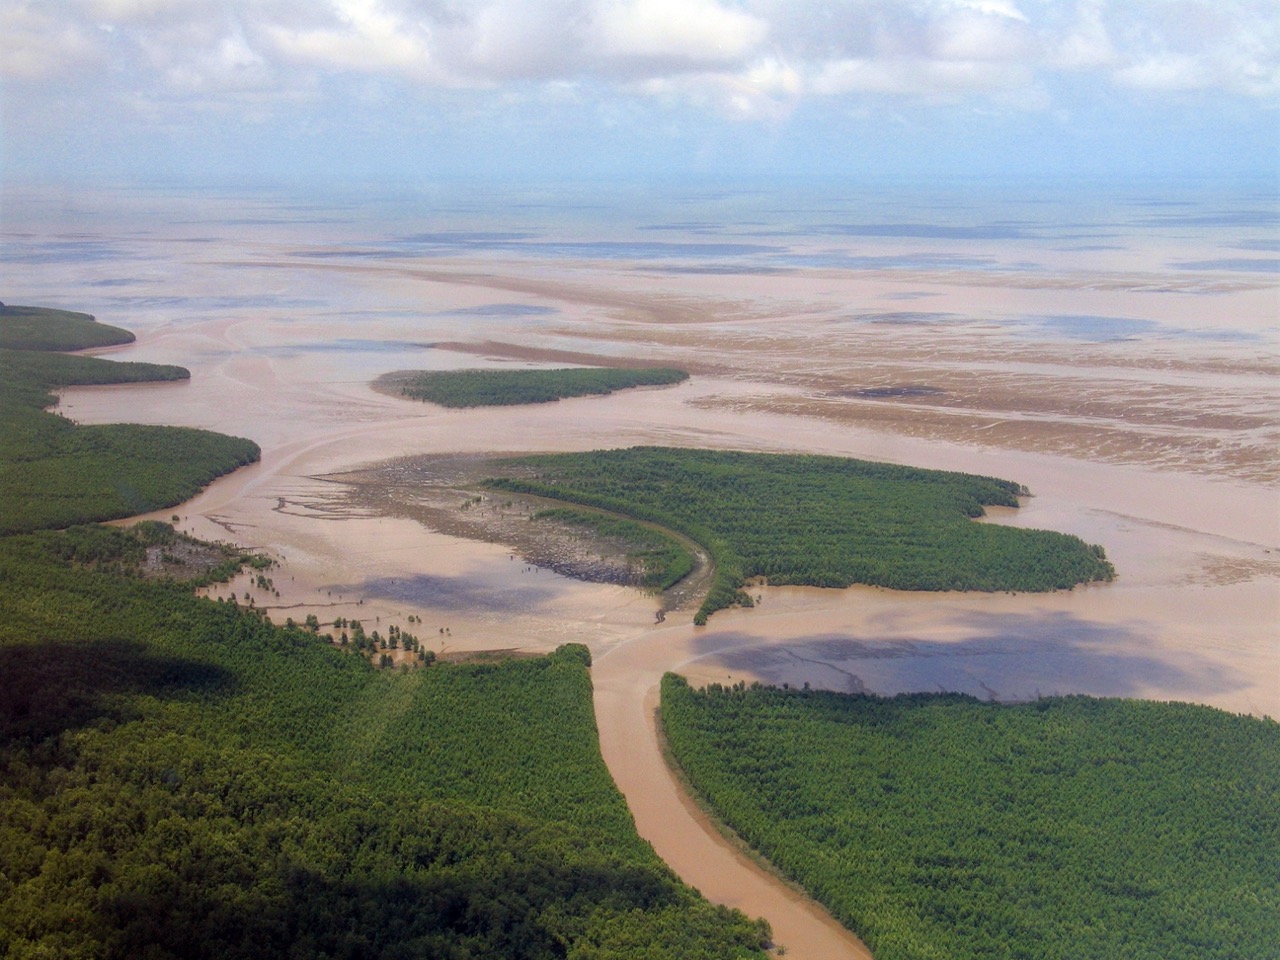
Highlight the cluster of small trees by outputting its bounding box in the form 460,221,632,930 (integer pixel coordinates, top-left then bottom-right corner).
327,616,436,667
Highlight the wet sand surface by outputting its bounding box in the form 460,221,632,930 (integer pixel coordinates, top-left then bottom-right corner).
9,184,1278,958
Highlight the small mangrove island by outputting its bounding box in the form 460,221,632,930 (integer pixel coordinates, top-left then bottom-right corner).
483,447,1115,623
382,365,689,407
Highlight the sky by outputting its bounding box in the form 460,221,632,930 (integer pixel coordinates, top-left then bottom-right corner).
1,0,1278,189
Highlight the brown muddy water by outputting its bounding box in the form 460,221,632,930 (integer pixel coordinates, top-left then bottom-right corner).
12,183,1278,959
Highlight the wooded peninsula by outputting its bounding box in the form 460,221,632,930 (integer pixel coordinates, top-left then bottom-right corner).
661,676,1279,960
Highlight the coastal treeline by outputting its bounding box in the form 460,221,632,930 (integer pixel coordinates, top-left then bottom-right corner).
485,447,1114,623
0,525,770,959
0,303,136,351
390,366,688,407
661,676,1280,960
0,306,259,533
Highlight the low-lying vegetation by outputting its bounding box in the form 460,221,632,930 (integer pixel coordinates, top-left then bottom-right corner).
388,366,689,407
485,447,1114,623
661,676,1280,960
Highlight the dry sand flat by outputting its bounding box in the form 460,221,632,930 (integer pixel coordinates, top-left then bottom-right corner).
31,189,1279,958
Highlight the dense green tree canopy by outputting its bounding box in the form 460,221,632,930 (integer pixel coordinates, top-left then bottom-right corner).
0,310,258,533
486,447,1114,622
0,304,136,351
0,527,770,960
661,676,1280,960
389,367,688,407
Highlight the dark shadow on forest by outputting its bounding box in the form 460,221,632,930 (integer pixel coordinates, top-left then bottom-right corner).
0,638,237,743
691,609,1243,704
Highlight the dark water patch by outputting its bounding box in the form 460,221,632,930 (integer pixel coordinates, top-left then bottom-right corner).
398,231,542,246
442,303,559,318
1057,244,1126,252
695,610,1241,703
104,294,323,310
783,252,1001,271
88,277,148,287
636,222,727,233
813,222,1034,241
883,291,943,301
300,234,786,262
646,264,790,276
1023,314,1261,343
1235,239,1280,252
1028,314,1161,341
845,311,958,325
354,571,562,613
847,385,947,399
1171,258,1280,273
253,338,435,357
1135,210,1280,228
523,240,786,260
0,238,131,264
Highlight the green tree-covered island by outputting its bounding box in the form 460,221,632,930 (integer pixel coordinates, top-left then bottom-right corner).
384,366,689,407
483,447,1114,623
0,304,259,534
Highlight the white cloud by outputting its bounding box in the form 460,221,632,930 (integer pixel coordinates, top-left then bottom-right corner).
1,3,102,79
589,0,768,67
813,56,1032,98
3,0,1277,129
263,0,436,79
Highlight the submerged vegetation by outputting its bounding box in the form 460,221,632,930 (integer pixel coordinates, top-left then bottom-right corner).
486,447,1114,623
389,366,689,407
0,306,258,534
661,676,1280,960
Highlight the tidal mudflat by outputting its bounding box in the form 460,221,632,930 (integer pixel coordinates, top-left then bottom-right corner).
22,184,1276,710
9,181,1277,958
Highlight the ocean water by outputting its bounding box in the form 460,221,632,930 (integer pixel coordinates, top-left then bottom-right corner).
4,178,1275,334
